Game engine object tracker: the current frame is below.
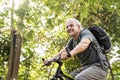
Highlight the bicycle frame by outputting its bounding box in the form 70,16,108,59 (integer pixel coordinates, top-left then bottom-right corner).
50,58,74,80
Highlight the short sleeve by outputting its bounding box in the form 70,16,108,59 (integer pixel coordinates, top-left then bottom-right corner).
81,29,95,42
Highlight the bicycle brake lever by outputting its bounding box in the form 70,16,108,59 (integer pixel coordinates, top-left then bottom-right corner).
65,47,71,57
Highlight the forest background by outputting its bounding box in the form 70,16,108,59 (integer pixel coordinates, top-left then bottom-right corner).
0,0,120,80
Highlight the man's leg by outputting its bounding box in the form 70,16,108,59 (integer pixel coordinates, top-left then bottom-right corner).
74,65,108,80
70,68,82,78
66,68,82,80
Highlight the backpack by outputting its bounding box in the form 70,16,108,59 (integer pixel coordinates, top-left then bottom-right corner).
87,26,114,80
87,26,112,53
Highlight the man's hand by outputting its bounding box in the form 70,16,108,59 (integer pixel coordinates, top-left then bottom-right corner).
42,58,52,66
60,52,68,60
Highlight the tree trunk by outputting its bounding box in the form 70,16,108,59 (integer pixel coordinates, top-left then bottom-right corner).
7,30,22,80
6,30,16,80
12,34,22,79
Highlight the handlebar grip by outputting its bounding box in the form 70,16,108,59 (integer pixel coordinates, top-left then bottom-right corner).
65,47,71,57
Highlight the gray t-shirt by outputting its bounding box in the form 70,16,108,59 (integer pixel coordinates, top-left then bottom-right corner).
66,29,102,66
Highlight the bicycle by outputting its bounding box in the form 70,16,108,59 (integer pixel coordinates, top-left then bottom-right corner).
42,48,74,80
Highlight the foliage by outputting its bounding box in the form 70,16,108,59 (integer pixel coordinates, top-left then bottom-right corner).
0,1,10,79
0,0,120,80
0,32,10,79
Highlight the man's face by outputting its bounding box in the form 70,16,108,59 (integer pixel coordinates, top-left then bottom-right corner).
66,20,80,37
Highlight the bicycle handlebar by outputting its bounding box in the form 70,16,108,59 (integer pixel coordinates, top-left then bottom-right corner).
42,48,71,67
42,57,62,67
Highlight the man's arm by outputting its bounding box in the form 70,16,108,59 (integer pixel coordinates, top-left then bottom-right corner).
70,38,91,57
60,38,91,60
50,49,66,60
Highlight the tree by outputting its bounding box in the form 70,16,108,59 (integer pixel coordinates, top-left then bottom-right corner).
7,0,22,79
